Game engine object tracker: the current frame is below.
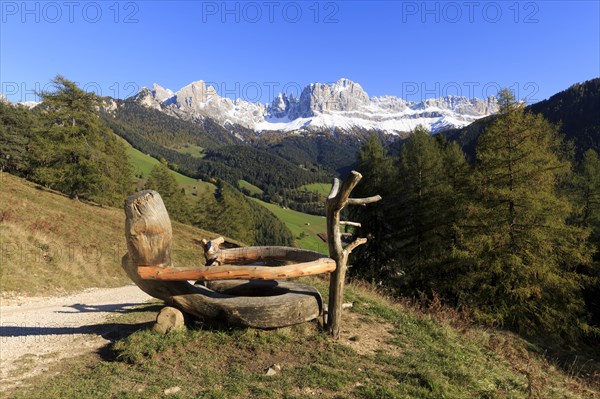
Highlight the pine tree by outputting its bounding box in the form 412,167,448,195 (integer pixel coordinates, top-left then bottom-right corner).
349,133,395,283
393,126,449,292
458,89,593,338
0,102,36,174
192,180,294,246
193,180,254,244
442,141,471,248
31,75,133,205
571,149,600,329
145,161,190,223
572,149,600,237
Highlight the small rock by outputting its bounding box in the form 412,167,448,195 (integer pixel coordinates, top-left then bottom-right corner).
265,364,281,376
266,368,277,376
164,386,181,395
153,306,185,334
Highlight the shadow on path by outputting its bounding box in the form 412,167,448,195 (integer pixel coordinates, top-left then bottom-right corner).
0,321,153,341
55,302,156,314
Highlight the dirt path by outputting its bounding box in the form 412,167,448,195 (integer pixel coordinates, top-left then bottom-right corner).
0,285,152,390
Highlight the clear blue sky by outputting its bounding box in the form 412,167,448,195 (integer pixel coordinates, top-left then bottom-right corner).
1,1,598,104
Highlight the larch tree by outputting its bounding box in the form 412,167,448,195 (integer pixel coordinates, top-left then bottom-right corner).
392,126,450,293
32,75,133,205
145,161,190,223
458,89,593,339
570,149,600,330
0,102,36,175
350,133,395,283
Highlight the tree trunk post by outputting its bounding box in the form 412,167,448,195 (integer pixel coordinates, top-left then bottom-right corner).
326,171,381,339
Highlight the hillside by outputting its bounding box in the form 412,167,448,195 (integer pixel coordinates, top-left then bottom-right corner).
6,279,598,398
249,197,327,251
127,145,215,197
528,78,600,159
1,163,597,399
102,103,331,196
128,142,327,250
0,172,222,297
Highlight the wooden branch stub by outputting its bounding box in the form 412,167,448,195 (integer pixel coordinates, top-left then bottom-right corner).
202,236,225,265
328,178,341,200
347,195,382,206
331,171,363,211
340,221,362,228
344,237,368,255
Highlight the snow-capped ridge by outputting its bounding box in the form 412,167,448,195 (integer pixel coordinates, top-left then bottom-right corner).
0,93,40,108
130,78,498,135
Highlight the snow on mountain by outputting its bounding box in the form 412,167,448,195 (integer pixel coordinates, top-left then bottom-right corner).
129,78,498,135
16,101,40,109
0,93,40,109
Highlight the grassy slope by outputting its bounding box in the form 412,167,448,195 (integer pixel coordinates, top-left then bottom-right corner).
239,179,264,195
298,182,332,197
174,144,205,158
129,146,324,251
127,145,214,197
1,175,597,399
249,198,327,252
0,172,221,296
7,279,598,399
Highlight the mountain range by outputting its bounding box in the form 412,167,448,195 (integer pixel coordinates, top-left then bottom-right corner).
444,77,600,160
1,76,598,218
130,78,499,136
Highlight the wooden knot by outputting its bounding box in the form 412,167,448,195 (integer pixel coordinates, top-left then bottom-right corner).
201,237,225,266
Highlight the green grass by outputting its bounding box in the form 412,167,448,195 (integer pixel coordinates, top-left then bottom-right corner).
7,280,598,399
127,146,214,197
298,183,332,197
249,198,327,252
239,180,264,195
127,145,161,179
175,144,205,158
0,172,222,296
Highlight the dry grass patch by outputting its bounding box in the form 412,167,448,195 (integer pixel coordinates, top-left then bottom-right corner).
0,172,222,297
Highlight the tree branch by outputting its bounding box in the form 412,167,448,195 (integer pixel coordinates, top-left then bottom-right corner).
333,171,363,210
344,237,367,254
347,195,382,206
340,221,361,227
328,178,341,200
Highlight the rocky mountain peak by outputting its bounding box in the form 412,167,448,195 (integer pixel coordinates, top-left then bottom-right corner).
130,78,498,135
152,83,174,103
301,78,369,114
130,87,162,110
269,92,292,118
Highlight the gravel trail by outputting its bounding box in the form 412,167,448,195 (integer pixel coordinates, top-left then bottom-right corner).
0,285,152,390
